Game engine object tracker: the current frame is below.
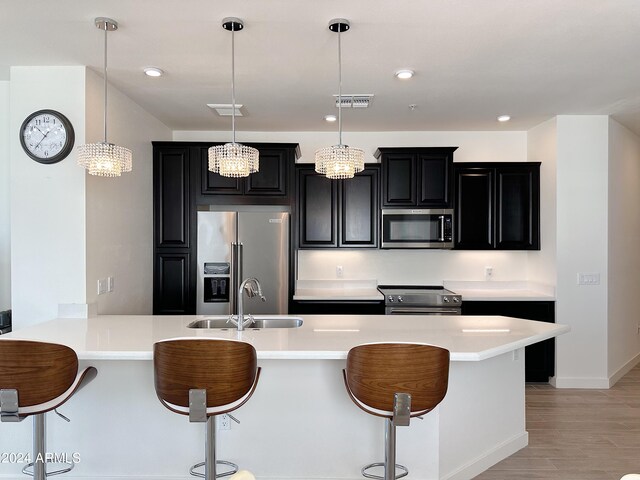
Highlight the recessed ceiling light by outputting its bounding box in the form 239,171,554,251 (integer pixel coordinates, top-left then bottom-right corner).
324,114,337,122
497,115,511,122
144,67,164,77
394,69,415,79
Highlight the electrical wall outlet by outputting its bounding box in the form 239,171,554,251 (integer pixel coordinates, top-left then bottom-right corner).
485,266,493,280
107,276,114,292
97,279,107,295
336,265,344,278
218,414,231,431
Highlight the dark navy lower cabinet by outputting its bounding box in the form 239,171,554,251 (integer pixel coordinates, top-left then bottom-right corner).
461,300,555,382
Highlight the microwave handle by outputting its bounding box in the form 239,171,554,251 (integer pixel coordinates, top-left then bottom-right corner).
438,215,445,242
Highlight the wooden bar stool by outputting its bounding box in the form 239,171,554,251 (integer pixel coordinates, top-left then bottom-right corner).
153,338,261,480
343,343,450,480
0,340,97,480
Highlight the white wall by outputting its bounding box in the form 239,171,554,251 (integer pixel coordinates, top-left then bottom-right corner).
10,67,87,329
0,81,10,311
174,130,527,164
177,129,532,283
527,117,557,286
607,118,640,382
554,115,609,388
85,69,171,314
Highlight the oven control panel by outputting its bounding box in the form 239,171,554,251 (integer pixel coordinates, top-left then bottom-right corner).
385,294,461,305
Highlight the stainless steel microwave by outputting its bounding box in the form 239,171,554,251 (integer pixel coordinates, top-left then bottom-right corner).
381,209,454,249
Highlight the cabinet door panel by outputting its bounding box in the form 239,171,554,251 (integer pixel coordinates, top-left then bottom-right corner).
496,166,539,249
455,168,494,249
418,154,451,206
382,154,416,206
245,149,287,196
154,252,191,314
298,168,337,247
154,148,190,247
199,147,242,196
340,167,379,247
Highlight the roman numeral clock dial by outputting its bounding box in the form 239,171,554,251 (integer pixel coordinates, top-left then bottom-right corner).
20,109,75,164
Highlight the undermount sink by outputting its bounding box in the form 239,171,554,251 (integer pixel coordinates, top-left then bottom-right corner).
188,316,303,329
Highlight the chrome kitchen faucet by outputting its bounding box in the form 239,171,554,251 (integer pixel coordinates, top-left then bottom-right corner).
230,277,266,331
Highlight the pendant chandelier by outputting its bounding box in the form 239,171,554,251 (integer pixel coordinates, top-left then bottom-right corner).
208,18,259,178
315,18,364,180
77,18,132,177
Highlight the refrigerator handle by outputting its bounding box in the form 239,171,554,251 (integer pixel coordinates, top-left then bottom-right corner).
237,243,244,286
231,242,237,315
231,242,244,315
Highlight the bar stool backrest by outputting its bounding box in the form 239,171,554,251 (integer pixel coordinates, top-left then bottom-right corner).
154,339,258,409
0,340,79,407
346,343,449,415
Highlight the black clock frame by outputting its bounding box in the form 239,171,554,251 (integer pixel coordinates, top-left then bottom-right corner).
19,109,75,164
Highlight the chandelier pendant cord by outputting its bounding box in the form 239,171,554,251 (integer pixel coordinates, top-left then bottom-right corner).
231,22,236,144
103,23,108,144
337,23,342,146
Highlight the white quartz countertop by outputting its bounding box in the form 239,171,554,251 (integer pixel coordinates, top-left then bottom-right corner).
444,281,556,301
293,279,384,301
3,314,568,362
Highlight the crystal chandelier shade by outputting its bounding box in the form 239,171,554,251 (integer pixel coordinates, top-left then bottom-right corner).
315,145,365,180
315,18,364,180
208,18,258,178
208,142,259,178
77,17,132,177
77,142,132,177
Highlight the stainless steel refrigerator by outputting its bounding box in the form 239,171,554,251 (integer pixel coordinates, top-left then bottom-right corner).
197,209,289,315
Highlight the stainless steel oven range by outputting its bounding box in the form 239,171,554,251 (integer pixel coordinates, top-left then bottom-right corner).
377,285,462,315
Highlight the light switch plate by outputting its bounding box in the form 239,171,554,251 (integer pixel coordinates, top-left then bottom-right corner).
577,273,600,285
107,276,114,292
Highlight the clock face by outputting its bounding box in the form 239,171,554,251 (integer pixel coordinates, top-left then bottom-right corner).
20,110,75,164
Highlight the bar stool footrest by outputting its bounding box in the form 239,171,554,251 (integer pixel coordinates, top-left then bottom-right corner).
361,462,409,480
22,460,74,477
189,460,238,478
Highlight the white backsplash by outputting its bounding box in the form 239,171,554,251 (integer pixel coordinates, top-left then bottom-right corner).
297,249,531,284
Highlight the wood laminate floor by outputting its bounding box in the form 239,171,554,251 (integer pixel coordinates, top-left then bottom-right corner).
474,364,640,480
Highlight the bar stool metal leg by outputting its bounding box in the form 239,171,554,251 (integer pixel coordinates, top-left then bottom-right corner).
33,414,45,480
384,419,395,480
189,416,238,479
361,419,408,480
21,413,74,479
206,416,215,480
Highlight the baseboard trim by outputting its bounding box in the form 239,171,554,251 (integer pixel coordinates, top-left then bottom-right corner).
609,352,640,387
441,431,529,480
552,376,610,389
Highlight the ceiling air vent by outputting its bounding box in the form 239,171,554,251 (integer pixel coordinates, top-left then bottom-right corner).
333,94,374,108
207,104,244,117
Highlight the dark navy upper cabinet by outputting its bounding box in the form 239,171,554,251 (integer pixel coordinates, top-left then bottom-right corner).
375,147,456,208
295,164,380,249
454,162,540,250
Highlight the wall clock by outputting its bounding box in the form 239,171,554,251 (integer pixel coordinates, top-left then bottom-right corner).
20,109,75,164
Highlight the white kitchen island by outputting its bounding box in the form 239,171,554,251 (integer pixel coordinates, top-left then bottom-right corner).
0,314,568,480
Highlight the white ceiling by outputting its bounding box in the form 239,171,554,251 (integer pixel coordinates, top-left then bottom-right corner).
2,0,640,134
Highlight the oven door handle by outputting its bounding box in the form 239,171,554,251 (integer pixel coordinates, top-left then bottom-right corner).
438,215,445,242
387,307,461,315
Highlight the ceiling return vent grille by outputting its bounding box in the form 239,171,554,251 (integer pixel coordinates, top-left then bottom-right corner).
333,94,374,108
207,103,244,117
